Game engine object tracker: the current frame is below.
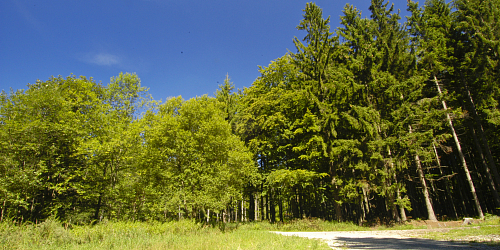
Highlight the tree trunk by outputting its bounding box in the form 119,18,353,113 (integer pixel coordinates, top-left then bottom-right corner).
392,169,406,222
255,194,259,221
387,146,401,222
94,193,103,221
291,189,299,218
433,75,484,219
241,200,245,222
178,205,181,221
298,191,303,218
470,126,500,209
248,193,255,221
332,191,342,222
224,209,227,223
433,143,458,219
362,186,370,217
235,201,238,222
270,189,276,223
260,188,265,221
396,183,407,222
415,152,438,221
410,125,438,221
265,193,269,221
279,197,284,222
359,195,366,225
330,162,342,221
1,200,5,222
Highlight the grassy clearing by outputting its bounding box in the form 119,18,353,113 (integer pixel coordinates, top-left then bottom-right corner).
2,216,498,249
417,215,500,247
419,226,500,247
0,219,330,250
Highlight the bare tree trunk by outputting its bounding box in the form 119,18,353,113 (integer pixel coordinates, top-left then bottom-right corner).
279,197,283,222
330,162,343,221
235,201,238,223
415,152,438,221
254,194,260,221
94,193,103,221
265,194,269,221
433,143,458,219
359,196,365,226
392,168,407,222
260,188,265,221
223,209,227,223
395,182,407,222
248,193,255,221
332,188,343,221
1,200,5,222
470,126,500,209
241,200,244,222
362,186,370,217
387,146,403,222
270,189,276,223
178,205,181,221
433,75,484,219
262,194,269,220
410,125,438,221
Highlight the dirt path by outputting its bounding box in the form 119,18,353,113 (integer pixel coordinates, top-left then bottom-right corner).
273,229,500,249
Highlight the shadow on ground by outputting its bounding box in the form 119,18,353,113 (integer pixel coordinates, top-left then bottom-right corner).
335,236,499,250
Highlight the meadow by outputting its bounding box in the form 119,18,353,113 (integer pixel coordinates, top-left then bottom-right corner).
0,219,334,250
1,216,499,249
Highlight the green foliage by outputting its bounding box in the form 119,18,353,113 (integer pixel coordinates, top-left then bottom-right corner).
0,75,106,221
140,96,257,218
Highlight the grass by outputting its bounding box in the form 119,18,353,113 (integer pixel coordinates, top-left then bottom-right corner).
0,219,331,250
419,226,500,247
238,218,364,232
376,223,428,230
417,215,500,247
1,215,498,249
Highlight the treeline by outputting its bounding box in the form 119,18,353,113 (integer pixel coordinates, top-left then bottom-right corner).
0,73,257,223
1,0,499,225
234,0,499,223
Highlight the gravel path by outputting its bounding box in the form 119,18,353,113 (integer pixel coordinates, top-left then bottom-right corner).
273,229,500,250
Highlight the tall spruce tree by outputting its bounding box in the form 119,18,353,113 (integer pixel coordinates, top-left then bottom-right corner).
409,0,490,218
453,0,500,195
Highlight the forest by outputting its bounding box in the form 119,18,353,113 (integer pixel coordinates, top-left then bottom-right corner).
1,0,499,225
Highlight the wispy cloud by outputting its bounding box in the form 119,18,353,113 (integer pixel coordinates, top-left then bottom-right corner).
13,0,46,35
77,51,149,73
81,53,121,66
92,53,120,66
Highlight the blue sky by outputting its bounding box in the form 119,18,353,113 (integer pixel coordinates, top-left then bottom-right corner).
1,0,410,101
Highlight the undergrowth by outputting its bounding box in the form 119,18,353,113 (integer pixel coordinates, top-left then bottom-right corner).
0,219,330,250
238,218,364,232
1,215,498,249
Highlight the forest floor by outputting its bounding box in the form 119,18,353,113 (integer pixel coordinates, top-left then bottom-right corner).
274,219,500,250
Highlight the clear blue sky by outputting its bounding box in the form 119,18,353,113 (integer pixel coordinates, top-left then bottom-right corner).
1,0,410,101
